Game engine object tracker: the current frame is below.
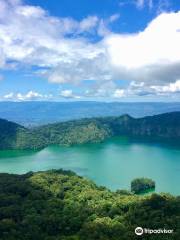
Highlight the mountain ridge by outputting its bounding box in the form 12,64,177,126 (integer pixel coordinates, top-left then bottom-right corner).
0,111,180,150
1,101,180,126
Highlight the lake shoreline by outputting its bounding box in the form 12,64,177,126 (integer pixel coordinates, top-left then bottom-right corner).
0,137,180,195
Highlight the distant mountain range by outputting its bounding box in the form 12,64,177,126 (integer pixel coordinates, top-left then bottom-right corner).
0,101,180,126
0,112,180,150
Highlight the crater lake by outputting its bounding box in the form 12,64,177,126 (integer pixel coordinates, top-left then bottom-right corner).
0,137,180,195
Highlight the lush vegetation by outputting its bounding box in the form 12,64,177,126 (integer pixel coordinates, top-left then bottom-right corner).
1,111,179,239
0,119,25,150
0,119,46,150
0,169,179,240
1,112,180,150
131,178,155,194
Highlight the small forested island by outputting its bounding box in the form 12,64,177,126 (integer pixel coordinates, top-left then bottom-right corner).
131,178,155,194
0,170,179,240
0,111,180,150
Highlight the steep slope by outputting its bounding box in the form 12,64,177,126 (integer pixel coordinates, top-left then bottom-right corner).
103,112,180,139
0,119,46,150
0,112,180,150
36,112,180,146
0,119,26,150
35,118,112,146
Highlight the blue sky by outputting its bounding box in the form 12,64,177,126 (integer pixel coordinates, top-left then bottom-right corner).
0,0,180,101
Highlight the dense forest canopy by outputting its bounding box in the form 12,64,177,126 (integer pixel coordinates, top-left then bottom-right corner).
0,169,179,240
0,112,180,150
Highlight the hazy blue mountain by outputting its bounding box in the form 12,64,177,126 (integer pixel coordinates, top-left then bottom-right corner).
0,101,180,126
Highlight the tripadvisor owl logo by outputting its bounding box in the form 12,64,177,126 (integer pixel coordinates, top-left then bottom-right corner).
135,227,173,235
135,227,144,235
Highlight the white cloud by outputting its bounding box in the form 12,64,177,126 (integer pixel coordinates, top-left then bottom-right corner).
0,0,180,98
105,11,180,85
4,92,14,99
113,89,125,98
0,0,113,83
106,12,180,68
60,90,80,99
3,91,52,101
109,14,120,23
78,16,99,32
97,14,120,37
151,80,180,93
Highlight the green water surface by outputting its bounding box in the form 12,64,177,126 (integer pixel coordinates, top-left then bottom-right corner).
0,137,180,195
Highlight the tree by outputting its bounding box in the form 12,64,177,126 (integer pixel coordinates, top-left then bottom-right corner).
131,178,155,194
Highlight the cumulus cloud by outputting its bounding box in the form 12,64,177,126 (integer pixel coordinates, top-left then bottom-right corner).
3,91,52,101
3,92,14,100
0,0,180,99
105,11,180,86
97,14,120,37
151,80,180,93
113,89,125,98
0,0,116,84
60,90,80,99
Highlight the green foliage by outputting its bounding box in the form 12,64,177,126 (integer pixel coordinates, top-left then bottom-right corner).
0,170,179,240
131,178,155,194
0,119,25,150
1,112,180,150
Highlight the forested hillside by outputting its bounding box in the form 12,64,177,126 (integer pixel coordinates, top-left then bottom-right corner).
0,112,180,150
0,119,46,150
0,119,25,150
0,169,179,240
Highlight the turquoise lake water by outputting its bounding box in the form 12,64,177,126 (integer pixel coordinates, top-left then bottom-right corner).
0,137,180,195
